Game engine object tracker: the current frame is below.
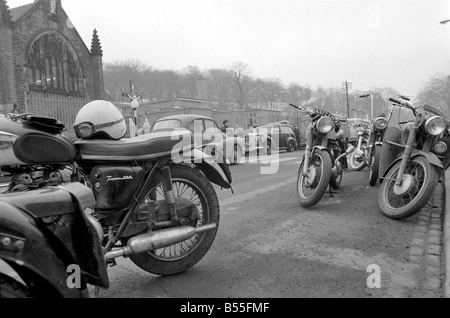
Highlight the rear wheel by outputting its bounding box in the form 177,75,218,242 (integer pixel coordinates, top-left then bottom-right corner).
379,156,439,220
287,140,296,152
330,155,344,190
297,150,332,207
126,165,220,276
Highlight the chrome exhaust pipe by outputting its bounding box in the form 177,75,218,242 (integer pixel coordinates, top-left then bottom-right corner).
334,145,355,166
104,223,217,260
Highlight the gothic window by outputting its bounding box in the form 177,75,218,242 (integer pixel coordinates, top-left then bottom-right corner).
27,32,83,95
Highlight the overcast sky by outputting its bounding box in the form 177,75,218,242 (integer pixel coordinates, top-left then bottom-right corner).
7,0,450,97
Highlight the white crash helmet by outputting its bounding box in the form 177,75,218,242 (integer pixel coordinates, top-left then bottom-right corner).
74,100,126,140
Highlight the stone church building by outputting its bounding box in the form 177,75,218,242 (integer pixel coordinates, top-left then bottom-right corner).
0,0,104,138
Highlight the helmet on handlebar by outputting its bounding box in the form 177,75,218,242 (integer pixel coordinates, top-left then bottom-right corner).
74,100,127,140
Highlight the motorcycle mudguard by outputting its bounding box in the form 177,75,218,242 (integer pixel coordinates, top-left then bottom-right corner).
381,150,443,179
178,147,232,189
0,201,86,297
0,183,109,296
312,146,334,162
379,127,402,177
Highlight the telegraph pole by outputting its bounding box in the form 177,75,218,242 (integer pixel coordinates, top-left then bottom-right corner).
342,81,353,118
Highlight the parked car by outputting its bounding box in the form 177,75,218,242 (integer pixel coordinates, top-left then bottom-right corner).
246,122,298,154
151,114,245,165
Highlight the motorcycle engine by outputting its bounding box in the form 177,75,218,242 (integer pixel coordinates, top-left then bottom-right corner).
4,167,69,193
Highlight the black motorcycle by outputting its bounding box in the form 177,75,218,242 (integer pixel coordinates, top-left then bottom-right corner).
367,114,389,186
0,110,232,297
289,104,355,207
378,97,450,219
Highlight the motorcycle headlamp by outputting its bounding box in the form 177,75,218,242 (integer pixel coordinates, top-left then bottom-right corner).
432,141,447,154
316,116,334,134
74,118,125,139
424,116,446,136
374,117,388,130
355,126,364,133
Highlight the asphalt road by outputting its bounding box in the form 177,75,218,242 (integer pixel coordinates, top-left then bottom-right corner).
98,150,431,298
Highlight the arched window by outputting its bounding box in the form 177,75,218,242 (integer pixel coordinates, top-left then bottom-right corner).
27,32,83,95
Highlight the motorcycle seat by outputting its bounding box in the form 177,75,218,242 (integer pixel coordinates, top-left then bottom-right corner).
74,130,192,162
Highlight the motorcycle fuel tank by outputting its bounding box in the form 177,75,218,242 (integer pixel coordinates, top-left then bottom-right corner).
89,165,144,210
0,115,76,166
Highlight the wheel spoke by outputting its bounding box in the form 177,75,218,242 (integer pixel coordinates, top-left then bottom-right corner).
148,178,209,261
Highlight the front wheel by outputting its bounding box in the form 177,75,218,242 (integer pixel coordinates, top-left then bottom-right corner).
287,140,296,152
369,144,382,186
297,149,332,208
127,165,220,276
378,156,439,220
349,146,367,171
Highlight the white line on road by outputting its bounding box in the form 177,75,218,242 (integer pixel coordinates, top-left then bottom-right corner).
220,176,297,207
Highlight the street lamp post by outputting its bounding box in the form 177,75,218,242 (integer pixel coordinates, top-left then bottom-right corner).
130,98,140,135
342,81,353,118
122,92,141,137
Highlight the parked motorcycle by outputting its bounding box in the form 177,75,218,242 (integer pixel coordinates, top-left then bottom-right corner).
349,121,370,171
0,100,232,297
378,97,450,219
289,104,355,207
367,114,389,186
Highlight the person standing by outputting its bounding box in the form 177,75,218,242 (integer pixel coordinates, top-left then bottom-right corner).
221,120,229,133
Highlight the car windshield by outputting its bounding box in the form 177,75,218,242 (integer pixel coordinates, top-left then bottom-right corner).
152,119,182,131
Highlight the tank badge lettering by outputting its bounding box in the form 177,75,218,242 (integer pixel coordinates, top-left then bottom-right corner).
106,176,134,182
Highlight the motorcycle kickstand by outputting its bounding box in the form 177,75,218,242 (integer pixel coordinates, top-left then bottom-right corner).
328,184,334,198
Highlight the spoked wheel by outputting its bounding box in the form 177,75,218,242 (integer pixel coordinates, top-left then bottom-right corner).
297,149,332,208
379,156,439,220
349,146,367,171
369,144,382,186
127,165,220,276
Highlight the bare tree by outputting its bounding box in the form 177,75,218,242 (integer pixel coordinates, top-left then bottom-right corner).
415,73,450,117
230,61,252,111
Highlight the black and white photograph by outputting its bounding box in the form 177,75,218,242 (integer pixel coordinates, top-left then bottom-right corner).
0,0,450,303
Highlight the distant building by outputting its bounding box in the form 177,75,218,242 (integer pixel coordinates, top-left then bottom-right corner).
0,0,104,138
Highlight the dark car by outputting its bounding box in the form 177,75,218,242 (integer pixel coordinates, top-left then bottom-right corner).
151,114,245,165
253,122,298,153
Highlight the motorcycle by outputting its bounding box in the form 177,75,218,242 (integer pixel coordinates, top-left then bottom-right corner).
378,97,450,219
289,104,355,208
349,121,371,171
0,102,232,297
367,114,389,186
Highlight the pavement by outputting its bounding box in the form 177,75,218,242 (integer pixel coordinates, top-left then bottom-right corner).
444,169,450,298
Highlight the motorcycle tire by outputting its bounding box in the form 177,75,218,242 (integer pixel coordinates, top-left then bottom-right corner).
126,165,220,276
330,157,344,190
369,144,382,186
297,149,332,208
349,147,367,171
0,273,32,298
378,156,439,220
